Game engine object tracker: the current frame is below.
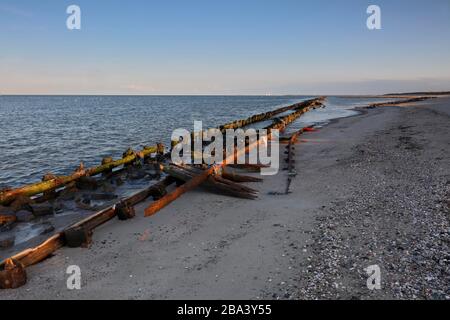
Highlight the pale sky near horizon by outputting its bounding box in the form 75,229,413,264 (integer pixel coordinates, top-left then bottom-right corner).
1,0,450,95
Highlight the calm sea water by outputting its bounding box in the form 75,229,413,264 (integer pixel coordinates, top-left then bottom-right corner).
0,95,397,187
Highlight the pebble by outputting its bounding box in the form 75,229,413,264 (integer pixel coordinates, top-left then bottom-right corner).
296,115,450,300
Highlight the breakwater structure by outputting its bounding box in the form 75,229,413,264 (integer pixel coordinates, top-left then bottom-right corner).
6,95,413,289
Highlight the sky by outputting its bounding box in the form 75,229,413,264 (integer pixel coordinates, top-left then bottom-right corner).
0,0,449,95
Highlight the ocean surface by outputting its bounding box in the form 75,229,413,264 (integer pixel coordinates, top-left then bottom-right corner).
0,95,398,188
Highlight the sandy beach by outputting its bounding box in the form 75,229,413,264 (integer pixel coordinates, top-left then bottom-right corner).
1,97,449,300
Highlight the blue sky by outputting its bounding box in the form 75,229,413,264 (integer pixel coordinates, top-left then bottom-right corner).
0,0,449,95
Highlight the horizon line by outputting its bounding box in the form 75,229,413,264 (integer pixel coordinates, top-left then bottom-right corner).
1,91,449,97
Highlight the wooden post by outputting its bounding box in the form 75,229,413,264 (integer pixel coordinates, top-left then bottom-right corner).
0,259,27,289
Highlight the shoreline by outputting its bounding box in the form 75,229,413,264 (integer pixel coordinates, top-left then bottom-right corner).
0,97,449,299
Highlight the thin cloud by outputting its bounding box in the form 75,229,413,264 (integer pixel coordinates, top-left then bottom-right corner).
0,4,33,18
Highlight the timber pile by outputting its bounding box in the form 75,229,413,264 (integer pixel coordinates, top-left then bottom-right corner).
0,97,326,289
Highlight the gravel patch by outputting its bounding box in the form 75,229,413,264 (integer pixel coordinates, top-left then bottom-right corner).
297,106,450,299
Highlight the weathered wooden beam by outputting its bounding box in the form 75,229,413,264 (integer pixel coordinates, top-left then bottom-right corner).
0,170,87,206
5,234,64,269
0,144,164,206
87,144,164,176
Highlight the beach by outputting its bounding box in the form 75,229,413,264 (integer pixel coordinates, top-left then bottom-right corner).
1,97,449,300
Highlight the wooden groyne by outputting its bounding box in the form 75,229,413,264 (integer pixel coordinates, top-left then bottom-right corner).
365,96,435,109
0,97,325,289
219,97,325,131
265,99,323,132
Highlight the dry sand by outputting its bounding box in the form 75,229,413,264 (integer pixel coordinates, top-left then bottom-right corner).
1,97,449,300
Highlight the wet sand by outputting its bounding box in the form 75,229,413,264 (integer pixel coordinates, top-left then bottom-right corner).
1,97,449,300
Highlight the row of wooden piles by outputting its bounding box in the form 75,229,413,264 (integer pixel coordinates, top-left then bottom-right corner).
0,97,325,289
366,96,434,109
